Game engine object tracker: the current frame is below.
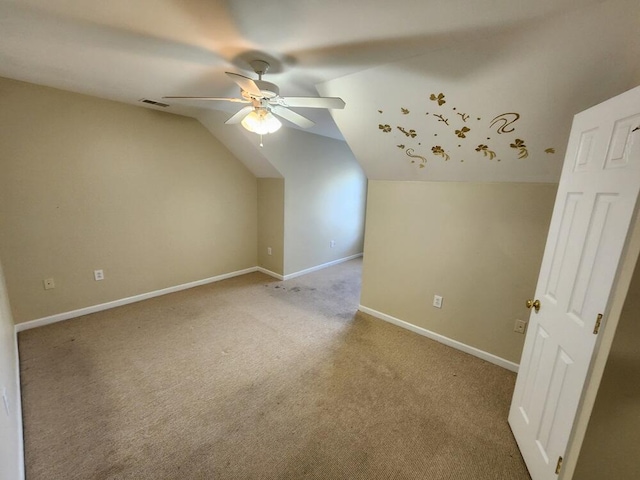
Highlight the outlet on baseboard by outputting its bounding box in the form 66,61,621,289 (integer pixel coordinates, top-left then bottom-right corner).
514,319,527,334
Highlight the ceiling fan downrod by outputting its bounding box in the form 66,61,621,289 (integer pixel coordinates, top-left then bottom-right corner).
249,60,270,81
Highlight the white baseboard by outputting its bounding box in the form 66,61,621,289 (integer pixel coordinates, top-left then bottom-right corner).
358,305,519,373
256,267,284,281
14,256,365,332
13,329,25,480
15,267,258,332
283,253,363,281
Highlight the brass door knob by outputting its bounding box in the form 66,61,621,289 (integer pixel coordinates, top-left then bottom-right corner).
526,299,541,313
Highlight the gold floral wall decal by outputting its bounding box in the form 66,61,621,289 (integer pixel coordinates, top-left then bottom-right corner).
433,114,449,125
377,92,552,169
397,126,417,138
406,148,427,168
510,138,529,159
490,113,521,134
430,93,446,106
431,146,450,161
476,144,497,160
455,126,471,138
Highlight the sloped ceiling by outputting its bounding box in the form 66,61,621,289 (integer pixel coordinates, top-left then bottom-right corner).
319,0,640,182
1,0,637,181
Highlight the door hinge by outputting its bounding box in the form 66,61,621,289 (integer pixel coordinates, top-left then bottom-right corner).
593,313,603,334
555,456,563,475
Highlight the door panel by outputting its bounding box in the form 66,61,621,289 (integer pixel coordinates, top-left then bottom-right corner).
509,86,640,480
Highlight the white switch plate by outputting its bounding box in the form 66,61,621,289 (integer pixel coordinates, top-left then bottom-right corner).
267,247,272,256
330,240,336,248
94,269,104,281
43,278,55,290
433,295,443,308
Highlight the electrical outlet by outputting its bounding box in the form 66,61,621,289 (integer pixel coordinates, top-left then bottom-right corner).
43,278,55,290
330,240,336,248
514,319,527,334
94,269,104,281
267,247,272,256
433,295,443,309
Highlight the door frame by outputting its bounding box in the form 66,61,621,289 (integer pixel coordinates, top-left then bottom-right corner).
559,205,640,478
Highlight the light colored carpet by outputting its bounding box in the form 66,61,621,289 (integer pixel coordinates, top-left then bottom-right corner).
19,259,530,479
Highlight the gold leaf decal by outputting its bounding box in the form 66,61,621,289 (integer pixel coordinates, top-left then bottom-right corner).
431,145,450,161
406,148,427,168
397,126,417,138
379,124,391,133
397,144,405,149
490,113,520,134
510,138,529,159
457,112,470,122
545,148,556,154
401,107,410,115
433,114,449,126
475,144,497,160
455,126,471,138
430,93,446,106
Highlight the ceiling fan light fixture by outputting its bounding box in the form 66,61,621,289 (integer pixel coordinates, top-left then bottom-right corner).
241,109,282,135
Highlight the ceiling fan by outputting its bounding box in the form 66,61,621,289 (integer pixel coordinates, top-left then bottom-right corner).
164,60,345,140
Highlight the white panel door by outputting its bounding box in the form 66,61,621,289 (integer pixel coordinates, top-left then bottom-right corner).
509,86,640,480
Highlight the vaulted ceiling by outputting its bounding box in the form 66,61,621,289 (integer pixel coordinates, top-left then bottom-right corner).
1,0,638,181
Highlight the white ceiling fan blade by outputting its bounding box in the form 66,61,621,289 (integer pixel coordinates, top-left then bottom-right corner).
271,106,315,128
225,72,262,97
163,96,249,103
279,96,345,109
225,106,254,124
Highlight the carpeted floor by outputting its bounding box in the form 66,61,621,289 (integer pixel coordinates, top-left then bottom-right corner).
19,259,531,479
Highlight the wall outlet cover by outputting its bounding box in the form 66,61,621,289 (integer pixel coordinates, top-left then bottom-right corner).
514,319,527,334
94,270,104,281
433,295,443,308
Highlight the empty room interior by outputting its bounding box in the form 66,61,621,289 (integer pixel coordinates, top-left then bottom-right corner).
1,1,639,479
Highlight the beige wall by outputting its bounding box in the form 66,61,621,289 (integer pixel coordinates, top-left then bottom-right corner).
0,77,257,324
0,260,22,479
360,181,557,364
257,178,285,275
263,128,368,276
573,256,640,479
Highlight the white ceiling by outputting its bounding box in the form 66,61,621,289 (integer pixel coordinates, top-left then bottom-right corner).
1,0,636,181
319,0,640,182
0,1,607,135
